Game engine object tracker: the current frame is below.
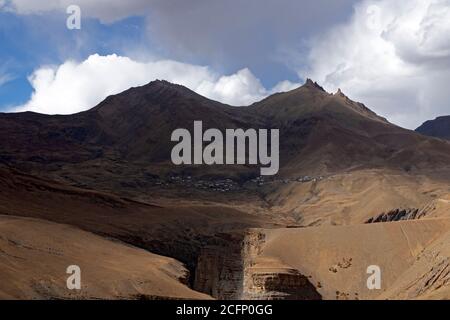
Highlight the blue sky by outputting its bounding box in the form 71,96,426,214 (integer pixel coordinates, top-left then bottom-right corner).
0,6,305,110
0,10,147,108
1,0,450,129
0,0,359,113
0,5,297,111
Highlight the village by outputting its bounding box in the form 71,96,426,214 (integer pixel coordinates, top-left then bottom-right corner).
150,174,326,193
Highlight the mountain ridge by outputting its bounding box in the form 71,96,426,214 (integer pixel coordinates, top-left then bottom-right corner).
416,115,450,140
1,79,450,178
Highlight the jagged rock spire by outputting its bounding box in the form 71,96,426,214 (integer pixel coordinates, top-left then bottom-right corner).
304,78,326,92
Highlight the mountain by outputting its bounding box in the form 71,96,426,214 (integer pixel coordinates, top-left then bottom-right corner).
2,78,450,220
2,79,450,177
1,79,450,300
0,81,249,163
249,79,450,175
416,115,450,140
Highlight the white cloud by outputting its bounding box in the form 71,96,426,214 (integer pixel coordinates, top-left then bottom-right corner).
0,73,12,86
197,69,268,106
303,0,450,129
14,54,299,114
0,62,13,87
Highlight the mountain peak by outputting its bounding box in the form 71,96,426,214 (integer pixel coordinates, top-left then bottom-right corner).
91,78,230,119
416,115,450,140
335,88,345,97
125,79,205,102
303,78,326,92
144,79,190,92
147,79,178,88
334,88,356,102
331,89,388,123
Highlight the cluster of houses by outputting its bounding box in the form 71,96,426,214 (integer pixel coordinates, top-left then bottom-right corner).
250,175,325,186
149,174,326,192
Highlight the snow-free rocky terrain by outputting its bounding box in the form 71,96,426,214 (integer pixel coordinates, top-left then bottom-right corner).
1,79,450,299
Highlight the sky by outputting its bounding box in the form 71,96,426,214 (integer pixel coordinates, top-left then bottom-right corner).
0,0,450,129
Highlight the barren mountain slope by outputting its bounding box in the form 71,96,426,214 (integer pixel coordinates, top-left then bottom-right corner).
0,165,282,283
2,79,450,196
1,80,450,230
241,219,450,300
416,115,450,140
380,228,450,300
261,169,450,226
249,80,450,176
0,215,211,300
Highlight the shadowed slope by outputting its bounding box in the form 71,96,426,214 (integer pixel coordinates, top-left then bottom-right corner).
416,116,450,140
0,215,211,300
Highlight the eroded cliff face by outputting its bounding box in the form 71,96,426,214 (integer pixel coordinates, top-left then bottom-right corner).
193,229,321,300
365,198,450,223
241,230,321,300
193,233,245,299
242,270,321,300
366,208,425,223
380,230,450,300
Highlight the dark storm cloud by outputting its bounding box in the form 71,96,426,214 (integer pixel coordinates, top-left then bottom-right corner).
5,0,359,85
146,0,359,84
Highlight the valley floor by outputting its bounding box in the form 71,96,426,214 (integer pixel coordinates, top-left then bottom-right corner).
1,166,450,300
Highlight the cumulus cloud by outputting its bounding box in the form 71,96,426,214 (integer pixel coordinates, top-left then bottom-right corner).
14,54,300,114
303,0,450,129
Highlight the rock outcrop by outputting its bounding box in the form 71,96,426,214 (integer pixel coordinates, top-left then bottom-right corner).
194,230,321,300
366,208,426,223
241,229,321,300
193,233,245,299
